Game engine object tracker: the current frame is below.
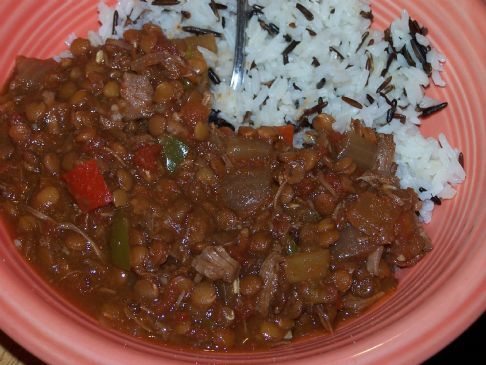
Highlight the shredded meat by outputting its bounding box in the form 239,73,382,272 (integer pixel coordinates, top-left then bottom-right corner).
373,134,396,176
120,72,154,119
191,245,240,283
256,251,283,316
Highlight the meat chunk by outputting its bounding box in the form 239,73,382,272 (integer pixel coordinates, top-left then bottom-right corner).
346,191,399,245
191,245,240,283
331,224,376,260
256,252,283,316
120,72,154,119
9,57,58,93
221,170,273,218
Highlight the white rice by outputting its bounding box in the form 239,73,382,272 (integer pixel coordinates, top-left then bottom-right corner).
92,0,465,223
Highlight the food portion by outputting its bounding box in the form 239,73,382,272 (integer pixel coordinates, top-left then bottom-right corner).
0,23,432,350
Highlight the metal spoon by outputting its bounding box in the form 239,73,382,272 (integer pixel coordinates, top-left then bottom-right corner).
229,0,248,90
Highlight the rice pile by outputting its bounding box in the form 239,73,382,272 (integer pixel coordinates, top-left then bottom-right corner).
88,0,465,222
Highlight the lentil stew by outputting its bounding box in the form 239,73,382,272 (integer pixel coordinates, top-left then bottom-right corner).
0,24,431,351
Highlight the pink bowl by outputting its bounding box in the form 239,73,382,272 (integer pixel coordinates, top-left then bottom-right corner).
0,1,485,364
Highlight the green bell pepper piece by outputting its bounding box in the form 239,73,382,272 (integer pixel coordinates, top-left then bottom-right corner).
109,210,130,271
162,135,189,173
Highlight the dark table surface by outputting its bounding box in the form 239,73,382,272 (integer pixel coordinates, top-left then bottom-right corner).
0,314,483,364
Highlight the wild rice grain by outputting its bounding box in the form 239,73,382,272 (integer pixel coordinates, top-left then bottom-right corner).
250,4,264,17
382,84,395,95
259,20,279,35
181,26,221,37
386,99,398,123
431,196,442,205
376,76,392,93
209,110,235,131
112,10,119,35
458,152,464,168
306,28,317,36
411,38,431,75
316,78,326,89
301,99,328,118
359,10,373,20
420,102,448,117
209,0,227,18
152,0,180,5
408,17,427,36
208,68,221,84
329,46,344,60
381,52,397,77
400,45,416,67
366,94,375,104
282,40,300,65
269,23,280,34
356,31,369,52
296,3,314,21
365,53,374,72
341,96,363,109
393,113,406,123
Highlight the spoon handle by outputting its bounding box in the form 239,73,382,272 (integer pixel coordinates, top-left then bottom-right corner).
230,0,248,90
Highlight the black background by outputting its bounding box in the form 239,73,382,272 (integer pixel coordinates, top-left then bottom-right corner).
424,314,484,364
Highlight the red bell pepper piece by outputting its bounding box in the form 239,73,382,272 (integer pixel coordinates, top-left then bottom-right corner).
133,144,162,172
62,159,113,212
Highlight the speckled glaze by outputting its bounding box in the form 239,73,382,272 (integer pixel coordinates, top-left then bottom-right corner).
0,1,484,364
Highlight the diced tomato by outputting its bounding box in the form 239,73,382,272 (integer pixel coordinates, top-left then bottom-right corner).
133,144,162,172
62,159,112,212
179,100,210,130
276,124,294,145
